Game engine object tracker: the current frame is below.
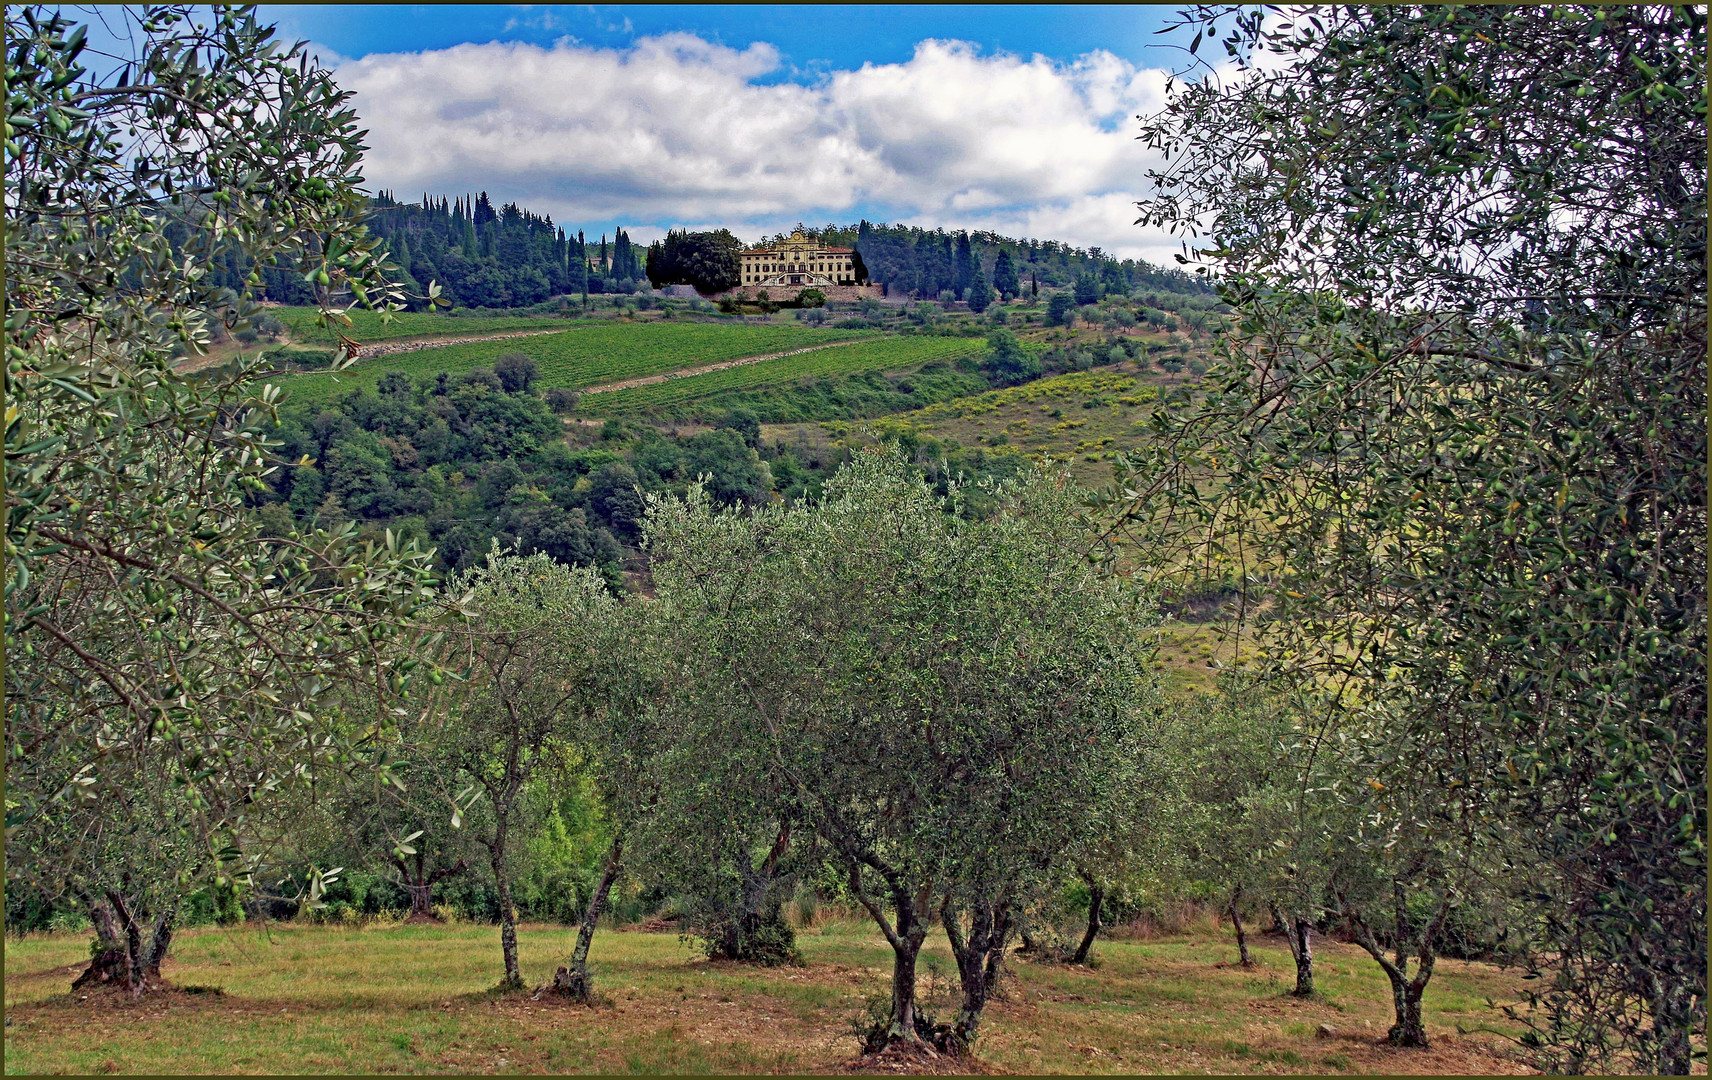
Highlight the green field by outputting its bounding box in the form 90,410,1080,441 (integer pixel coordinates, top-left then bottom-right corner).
2,917,1529,1075
273,306,581,345
581,335,987,417
277,323,871,407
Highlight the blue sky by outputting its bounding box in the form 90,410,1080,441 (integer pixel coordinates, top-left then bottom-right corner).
265,6,1192,77
252,5,1209,263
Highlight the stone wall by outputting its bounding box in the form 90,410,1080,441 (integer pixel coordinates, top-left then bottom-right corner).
711,283,886,305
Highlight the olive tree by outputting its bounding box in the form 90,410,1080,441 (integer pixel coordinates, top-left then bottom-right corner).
1168,679,1314,978
434,550,617,990
647,451,1155,1054
1105,6,1704,1070
5,5,436,991
536,594,669,1003
635,649,805,967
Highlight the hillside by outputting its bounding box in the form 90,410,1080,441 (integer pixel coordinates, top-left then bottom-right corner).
251,284,1226,597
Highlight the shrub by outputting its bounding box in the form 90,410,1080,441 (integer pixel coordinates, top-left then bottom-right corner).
716,408,761,449
493,353,539,394
545,387,581,414
694,908,800,966
980,328,1041,388
796,288,827,308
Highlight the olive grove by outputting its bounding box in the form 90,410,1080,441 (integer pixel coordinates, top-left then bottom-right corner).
1103,4,1705,1070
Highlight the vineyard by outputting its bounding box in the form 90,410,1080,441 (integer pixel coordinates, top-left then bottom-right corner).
273,306,578,344
277,322,871,406
581,334,988,418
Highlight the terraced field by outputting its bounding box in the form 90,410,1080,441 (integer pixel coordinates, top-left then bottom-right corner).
273,306,577,344
277,323,870,407
581,334,986,417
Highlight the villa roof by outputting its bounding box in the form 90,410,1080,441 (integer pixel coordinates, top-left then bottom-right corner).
742,244,854,254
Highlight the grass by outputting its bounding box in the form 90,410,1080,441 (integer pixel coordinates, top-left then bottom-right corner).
1151,619,1263,697
581,336,989,418
3,917,1534,1074
274,323,871,408
782,362,1197,489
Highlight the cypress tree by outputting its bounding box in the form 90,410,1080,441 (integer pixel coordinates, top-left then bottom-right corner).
993,249,1019,299
954,231,973,297
967,260,991,313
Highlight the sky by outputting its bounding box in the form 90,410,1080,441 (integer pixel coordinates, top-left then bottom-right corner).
254,5,1214,265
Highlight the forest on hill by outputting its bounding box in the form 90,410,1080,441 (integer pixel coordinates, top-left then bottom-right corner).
5,4,1703,1077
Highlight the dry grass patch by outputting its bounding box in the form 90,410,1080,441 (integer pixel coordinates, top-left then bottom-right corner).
5,919,1534,1074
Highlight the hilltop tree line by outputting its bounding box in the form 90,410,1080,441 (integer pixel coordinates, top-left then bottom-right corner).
283,198,1215,312
364,192,645,308
187,190,653,309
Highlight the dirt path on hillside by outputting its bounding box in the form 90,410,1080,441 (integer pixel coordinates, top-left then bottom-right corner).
577,338,861,396
353,327,572,361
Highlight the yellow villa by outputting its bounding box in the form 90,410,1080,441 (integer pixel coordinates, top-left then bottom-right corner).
740,227,858,289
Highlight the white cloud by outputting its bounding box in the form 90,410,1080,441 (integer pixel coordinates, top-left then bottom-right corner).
336,34,1184,259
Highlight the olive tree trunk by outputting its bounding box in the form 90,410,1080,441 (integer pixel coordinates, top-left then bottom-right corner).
1228,887,1252,967
73,894,177,994
73,900,130,990
142,905,176,982
487,820,523,991
942,897,1017,1053
846,863,932,1052
1071,875,1103,965
1649,968,1698,1075
1271,903,1315,997
395,853,468,919
1341,883,1451,1048
541,834,623,1002
710,824,798,964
